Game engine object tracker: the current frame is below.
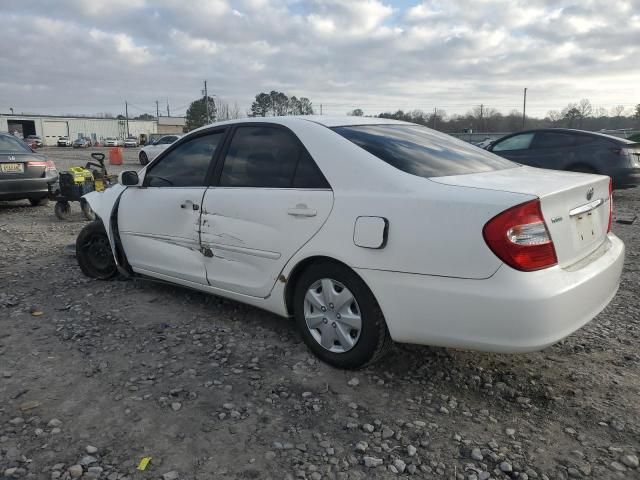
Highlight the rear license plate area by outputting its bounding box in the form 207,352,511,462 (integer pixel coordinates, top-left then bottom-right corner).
1,163,24,174
574,212,598,246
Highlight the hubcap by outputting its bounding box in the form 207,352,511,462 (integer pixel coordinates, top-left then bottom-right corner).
304,279,362,353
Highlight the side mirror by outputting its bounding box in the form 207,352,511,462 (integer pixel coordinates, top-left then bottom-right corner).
120,171,140,186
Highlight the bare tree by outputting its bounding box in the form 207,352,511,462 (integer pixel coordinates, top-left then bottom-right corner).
547,110,562,122
577,99,593,118
611,105,626,117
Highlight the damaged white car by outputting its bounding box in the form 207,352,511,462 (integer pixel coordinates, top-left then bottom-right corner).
77,116,625,369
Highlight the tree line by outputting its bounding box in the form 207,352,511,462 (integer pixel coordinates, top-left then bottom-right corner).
367,99,640,133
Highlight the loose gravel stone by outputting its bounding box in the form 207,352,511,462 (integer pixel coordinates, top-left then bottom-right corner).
363,456,383,468
621,455,639,468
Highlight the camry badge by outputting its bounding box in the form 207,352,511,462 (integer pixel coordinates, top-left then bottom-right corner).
586,187,594,200
8,155,15,161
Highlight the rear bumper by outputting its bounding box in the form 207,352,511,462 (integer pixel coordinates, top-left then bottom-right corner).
0,176,57,200
357,233,625,352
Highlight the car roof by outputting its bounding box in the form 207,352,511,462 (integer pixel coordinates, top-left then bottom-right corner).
504,128,632,144
190,115,412,135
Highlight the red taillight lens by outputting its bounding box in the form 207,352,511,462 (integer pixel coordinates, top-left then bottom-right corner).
483,199,558,272
607,177,613,233
27,160,47,167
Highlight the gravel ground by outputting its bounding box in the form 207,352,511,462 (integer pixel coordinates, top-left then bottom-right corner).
1,151,639,480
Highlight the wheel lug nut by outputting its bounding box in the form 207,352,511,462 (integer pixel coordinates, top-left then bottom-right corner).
329,303,334,309
336,314,341,319
332,322,337,328
323,318,328,324
321,306,327,312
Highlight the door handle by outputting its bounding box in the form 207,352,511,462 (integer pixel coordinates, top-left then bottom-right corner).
287,204,317,217
180,200,199,211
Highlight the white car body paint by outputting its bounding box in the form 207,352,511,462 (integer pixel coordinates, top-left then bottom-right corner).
82,116,625,353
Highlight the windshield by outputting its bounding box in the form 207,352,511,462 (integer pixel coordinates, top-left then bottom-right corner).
0,135,30,153
332,124,515,178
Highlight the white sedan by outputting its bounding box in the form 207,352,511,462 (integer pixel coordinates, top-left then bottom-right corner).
138,134,181,165
78,117,624,369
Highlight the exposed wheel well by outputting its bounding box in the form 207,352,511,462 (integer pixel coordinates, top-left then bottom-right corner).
284,256,361,316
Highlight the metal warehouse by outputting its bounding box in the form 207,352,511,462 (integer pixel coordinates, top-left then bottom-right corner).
0,114,174,146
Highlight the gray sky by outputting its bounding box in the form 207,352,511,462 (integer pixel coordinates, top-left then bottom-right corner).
1,0,639,118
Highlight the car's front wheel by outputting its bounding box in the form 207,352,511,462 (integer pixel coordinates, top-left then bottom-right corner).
76,221,118,280
293,261,392,369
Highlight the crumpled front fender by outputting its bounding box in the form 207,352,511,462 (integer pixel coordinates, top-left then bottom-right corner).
82,184,126,255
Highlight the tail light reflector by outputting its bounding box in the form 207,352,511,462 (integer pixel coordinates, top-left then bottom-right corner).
483,199,557,272
607,177,613,233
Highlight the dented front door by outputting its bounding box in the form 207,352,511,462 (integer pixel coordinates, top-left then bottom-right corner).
118,187,208,284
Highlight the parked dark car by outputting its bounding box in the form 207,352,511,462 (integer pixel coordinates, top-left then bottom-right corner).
487,128,640,188
0,133,57,206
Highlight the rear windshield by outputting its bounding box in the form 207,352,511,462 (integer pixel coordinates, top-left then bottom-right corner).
0,135,30,153
332,124,515,178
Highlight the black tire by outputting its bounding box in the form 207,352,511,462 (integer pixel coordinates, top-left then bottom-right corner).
139,151,149,165
568,164,597,174
29,197,49,207
54,201,72,220
76,221,117,280
80,199,96,221
293,261,392,369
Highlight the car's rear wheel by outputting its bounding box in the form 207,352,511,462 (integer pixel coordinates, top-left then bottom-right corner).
76,221,117,280
139,151,149,165
293,261,392,369
29,197,48,207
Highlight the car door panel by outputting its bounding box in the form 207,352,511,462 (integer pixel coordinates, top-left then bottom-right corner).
117,131,225,285
200,188,333,297
119,188,207,284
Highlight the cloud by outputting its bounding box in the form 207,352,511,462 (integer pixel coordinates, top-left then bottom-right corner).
0,0,638,118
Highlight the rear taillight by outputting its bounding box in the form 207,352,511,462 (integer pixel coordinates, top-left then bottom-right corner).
46,160,57,171
27,160,47,167
483,199,558,272
607,177,613,233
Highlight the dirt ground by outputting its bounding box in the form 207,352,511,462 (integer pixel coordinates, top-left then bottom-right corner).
1,147,639,480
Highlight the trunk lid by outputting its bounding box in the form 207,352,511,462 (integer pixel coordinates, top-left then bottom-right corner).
431,166,611,268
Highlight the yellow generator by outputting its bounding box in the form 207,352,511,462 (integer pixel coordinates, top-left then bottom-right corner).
49,153,115,220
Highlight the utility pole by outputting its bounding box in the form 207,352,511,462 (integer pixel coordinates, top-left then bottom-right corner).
166,98,170,117
433,107,437,129
203,80,209,124
320,104,323,115
125,101,130,136
156,100,159,118
479,103,484,132
522,88,527,129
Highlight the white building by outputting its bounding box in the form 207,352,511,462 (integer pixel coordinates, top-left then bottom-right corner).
0,114,164,146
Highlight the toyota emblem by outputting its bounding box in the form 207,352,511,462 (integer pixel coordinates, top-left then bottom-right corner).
586,187,594,200
8,155,15,161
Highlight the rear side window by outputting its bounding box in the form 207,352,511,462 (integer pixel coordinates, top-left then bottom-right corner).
492,133,535,152
333,124,514,178
531,132,575,149
0,135,30,153
220,126,329,188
